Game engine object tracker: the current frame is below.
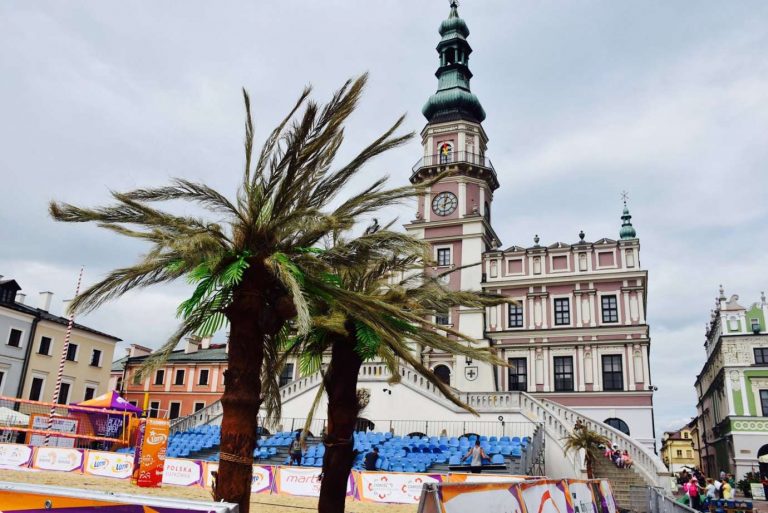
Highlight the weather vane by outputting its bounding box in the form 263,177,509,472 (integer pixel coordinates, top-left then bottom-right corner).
620,190,629,205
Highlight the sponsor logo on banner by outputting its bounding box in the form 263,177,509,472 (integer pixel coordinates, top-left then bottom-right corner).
358,471,441,504
84,450,133,479
0,444,32,468
447,473,528,484
163,458,203,487
521,480,574,513
568,480,598,513
440,481,527,513
33,447,83,472
251,465,273,494
277,467,353,497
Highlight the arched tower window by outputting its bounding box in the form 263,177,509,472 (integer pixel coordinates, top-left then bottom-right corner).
604,418,630,435
433,364,451,386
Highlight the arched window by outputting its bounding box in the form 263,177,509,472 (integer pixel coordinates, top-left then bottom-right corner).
434,364,451,386
438,142,453,164
604,418,630,435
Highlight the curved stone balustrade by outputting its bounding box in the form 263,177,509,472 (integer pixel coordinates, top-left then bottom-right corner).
535,396,671,490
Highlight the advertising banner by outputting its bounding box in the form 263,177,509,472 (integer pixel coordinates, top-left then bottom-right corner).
162,458,204,487
591,480,617,513
446,473,529,484
0,443,32,468
439,482,528,513
32,447,84,472
131,417,169,488
27,414,79,448
567,480,599,513
83,450,134,479
206,464,274,494
356,471,442,504
520,479,574,513
276,466,354,498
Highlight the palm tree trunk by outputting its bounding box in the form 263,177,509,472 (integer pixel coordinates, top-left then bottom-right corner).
215,265,293,513
318,332,363,513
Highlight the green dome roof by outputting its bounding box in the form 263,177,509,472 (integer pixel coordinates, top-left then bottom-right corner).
440,2,469,38
422,87,486,123
620,204,637,239
422,1,485,124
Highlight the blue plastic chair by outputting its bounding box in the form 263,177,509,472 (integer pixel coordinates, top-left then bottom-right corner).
449,455,461,465
491,454,505,465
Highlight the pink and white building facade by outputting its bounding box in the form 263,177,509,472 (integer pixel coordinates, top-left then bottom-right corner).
403,1,656,449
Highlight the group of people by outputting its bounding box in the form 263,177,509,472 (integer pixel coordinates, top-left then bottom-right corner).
679,468,735,511
602,444,633,469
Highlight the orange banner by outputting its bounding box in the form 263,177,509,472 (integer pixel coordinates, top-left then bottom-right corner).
131,417,169,488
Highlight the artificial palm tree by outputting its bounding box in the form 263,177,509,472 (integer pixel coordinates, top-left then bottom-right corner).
271,229,506,513
48,74,425,512
562,425,611,479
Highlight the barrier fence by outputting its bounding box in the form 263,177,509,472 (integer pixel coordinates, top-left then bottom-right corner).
0,396,135,449
0,441,617,508
257,417,538,439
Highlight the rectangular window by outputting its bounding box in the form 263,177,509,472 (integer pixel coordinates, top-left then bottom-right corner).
168,402,181,420
676,450,682,457
755,348,768,365
174,369,185,386
29,377,44,401
601,295,619,323
508,304,524,328
154,369,165,386
686,450,693,458
7,328,22,347
90,349,102,367
751,319,761,333
435,310,450,325
279,363,295,388
553,356,574,391
602,355,623,391
761,390,768,416
65,343,78,362
554,298,570,326
38,336,52,356
132,371,142,385
58,382,71,404
507,358,527,391
148,401,160,419
128,400,138,407
198,369,210,386
84,386,96,401
437,248,451,267
194,402,205,412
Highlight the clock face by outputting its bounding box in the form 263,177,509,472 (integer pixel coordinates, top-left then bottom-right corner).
432,191,458,216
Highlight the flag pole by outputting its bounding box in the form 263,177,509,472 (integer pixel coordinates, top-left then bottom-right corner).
45,266,84,447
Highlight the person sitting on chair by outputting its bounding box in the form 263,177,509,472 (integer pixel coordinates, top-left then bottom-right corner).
364,447,379,471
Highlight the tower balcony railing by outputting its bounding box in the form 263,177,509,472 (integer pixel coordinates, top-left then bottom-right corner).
411,151,496,177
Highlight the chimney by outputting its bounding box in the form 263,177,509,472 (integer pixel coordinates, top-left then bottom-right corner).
39,291,54,312
62,299,72,317
15,293,26,305
129,344,152,358
184,336,200,354
201,336,212,350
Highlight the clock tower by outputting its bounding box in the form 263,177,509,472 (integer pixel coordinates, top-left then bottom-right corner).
405,0,500,392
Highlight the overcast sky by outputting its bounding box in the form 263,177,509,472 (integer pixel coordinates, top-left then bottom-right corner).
2,1,767,440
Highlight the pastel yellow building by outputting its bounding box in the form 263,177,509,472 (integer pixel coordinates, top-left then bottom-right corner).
661,424,700,473
17,292,121,404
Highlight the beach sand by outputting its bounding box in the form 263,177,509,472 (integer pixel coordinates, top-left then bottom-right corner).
0,469,418,513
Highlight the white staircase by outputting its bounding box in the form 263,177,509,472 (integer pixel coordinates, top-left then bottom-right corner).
170,365,670,490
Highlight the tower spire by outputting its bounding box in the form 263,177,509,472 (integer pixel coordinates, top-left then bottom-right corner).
422,1,485,124
619,191,637,240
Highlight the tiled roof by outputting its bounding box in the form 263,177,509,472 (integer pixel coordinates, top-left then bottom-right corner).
124,346,228,365
0,301,121,342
